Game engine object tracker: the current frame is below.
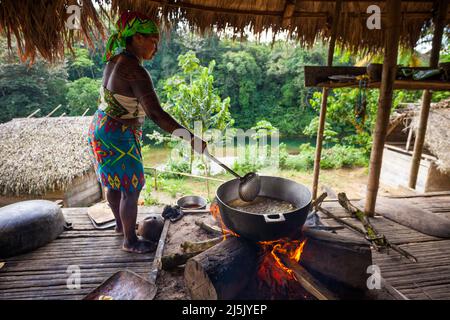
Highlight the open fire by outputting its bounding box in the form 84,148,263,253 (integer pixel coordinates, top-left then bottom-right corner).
210,201,314,299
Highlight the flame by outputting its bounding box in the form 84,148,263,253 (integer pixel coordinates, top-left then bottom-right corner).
257,239,307,286
210,202,239,239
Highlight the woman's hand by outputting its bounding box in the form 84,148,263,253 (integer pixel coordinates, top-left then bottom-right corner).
190,135,208,154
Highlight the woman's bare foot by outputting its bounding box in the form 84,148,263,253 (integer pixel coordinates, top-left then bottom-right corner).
122,238,156,254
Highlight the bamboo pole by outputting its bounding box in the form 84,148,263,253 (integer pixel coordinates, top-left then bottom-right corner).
27,108,41,118
408,0,448,189
45,104,62,117
81,108,90,117
312,0,342,200
364,0,402,216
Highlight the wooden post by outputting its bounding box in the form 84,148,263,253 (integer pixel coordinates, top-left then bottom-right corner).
364,0,402,216
408,0,448,189
27,108,41,118
81,108,90,117
312,0,342,200
45,104,62,117
405,125,413,151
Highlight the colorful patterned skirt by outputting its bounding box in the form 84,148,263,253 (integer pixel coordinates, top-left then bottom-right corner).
87,109,145,193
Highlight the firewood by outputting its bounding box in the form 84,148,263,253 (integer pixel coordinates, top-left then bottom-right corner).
337,192,418,262
184,237,259,300
277,253,338,300
301,228,373,290
311,192,327,209
162,237,225,270
162,252,200,270
181,236,224,253
194,220,229,236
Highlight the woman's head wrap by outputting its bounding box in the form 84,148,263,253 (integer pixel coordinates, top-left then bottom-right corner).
103,11,159,62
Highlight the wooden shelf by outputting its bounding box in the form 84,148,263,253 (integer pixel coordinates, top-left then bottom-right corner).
315,79,450,91
304,66,450,91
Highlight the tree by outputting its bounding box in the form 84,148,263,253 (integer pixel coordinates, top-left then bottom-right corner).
66,77,101,116
0,61,68,122
161,51,234,134
151,51,234,173
65,47,98,80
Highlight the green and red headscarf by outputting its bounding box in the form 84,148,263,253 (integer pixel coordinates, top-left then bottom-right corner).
103,11,159,62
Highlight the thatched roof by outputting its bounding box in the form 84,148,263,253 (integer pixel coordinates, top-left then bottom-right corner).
411,98,450,173
0,116,93,196
0,0,448,62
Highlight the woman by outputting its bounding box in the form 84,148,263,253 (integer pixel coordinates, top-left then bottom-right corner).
88,11,206,253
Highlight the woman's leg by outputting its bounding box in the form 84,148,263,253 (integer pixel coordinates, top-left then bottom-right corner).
106,188,123,234
120,190,156,253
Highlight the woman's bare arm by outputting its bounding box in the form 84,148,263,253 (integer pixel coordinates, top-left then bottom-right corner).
118,62,206,153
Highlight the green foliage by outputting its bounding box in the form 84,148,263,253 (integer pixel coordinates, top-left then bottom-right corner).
66,77,101,116
232,145,264,175
65,48,97,80
158,177,193,197
0,61,68,122
159,158,191,179
281,143,368,171
308,87,423,152
162,51,234,135
302,117,338,146
142,177,160,205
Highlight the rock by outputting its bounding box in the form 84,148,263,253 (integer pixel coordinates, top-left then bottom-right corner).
0,200,67,258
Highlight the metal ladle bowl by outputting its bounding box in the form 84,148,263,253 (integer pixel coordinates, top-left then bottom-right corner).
204,149,261,202
238,172,261,202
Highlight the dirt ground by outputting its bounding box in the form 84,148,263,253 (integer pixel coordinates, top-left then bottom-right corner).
149,179,410,300
153,210,219,300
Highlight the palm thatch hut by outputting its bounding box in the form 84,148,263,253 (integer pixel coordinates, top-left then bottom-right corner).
0,0,449,215
383,98,450,192
0,0,447,62
0,116,102,207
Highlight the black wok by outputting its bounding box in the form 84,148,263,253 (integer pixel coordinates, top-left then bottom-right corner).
215,176,311,242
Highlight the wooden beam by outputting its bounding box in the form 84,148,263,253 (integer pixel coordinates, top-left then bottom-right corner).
315,79,450,91
145,0,447,19
312,0,342,200
365,0,402,216
408,0,448,189
282,0,296,28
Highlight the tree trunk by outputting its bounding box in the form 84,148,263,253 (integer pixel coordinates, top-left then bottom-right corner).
184,237,259,300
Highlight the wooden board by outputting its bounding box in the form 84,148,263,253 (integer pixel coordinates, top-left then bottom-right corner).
0,207,159,300
1,196,450,300
316,194,450,300
357,197,450,238
304,66,450,91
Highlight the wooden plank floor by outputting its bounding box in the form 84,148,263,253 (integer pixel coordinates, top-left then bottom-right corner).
0,207,161,300
0,194,449,300
318,194,450,300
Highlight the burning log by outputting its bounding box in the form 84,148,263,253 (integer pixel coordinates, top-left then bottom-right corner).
300,228,373,291
184,237,259,300
277,253,337,300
